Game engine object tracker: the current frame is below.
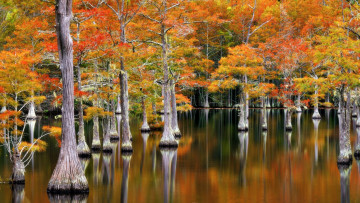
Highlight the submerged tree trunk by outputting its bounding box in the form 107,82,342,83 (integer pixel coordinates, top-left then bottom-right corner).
285,108,293,131
110,100,119,140
141,97,150,132
159,20,177,148
337,89,352,165
11,151,25,184
312,89,321,119
170,80,181,138
77,65,90,157
48,0,88,192
27,101,36,120
11,184,25,203
91,116,101,150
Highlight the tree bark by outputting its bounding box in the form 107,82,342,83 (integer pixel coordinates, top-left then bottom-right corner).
170,80,181,138
76,64,90,157
261,97,267,131
91,116,101,150
141,97,150,132
312,88,321,119
103,104,112,153
238,91,247,131
204,89,210,108
337,88,352,165
159,13,177,148
296,94,302,113
27,102,37,120
11,151,25,184
285,108,293,131
48,0,88,193
116,96,121,114
110,100,119,140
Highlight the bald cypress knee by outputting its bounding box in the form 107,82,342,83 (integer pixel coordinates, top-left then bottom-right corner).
47,0,88,193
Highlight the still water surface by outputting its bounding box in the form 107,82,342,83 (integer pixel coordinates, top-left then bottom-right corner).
1,109,360,202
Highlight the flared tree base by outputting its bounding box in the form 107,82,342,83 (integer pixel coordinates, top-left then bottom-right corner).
141,128,151,133
159,139,178,148
237,127,248,132
285,126,292,131
110,133,120,142
174,132,182,139
91,139,101,152
77,142,91,158
121,142,133,153
102,143,113,154
354,150,360,160
337,155,353,166
312,113,321,119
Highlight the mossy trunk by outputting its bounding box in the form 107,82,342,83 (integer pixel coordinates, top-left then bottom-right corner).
91,116,101,150
48,0,88,193
141,97,150,132
170,80,181,138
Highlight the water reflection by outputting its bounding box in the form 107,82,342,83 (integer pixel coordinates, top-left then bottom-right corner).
338,165,351,203
47,193,88,203
313,119,320,164
11,184,25,203
160,149,177,203
238,131,248,186
140,132,149,174
121,154,131,203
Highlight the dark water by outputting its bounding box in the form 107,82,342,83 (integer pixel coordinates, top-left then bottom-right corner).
1,109,360,203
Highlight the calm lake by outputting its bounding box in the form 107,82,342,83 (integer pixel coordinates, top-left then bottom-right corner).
1,109,360,202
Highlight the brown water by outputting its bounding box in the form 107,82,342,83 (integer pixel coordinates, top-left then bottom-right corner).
1,109,360,203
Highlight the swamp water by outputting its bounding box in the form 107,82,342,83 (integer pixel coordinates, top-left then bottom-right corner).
0,109,360,202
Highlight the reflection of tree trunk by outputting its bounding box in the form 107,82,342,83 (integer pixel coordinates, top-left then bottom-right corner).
160,149,176,203
92,153,100,186
29,120,36,170
140,133,149,174
238,132,248,186
170,150,178,203
338,165,351,203
121,155,131,203
313,119,320,165
354,128,360,158
48,193,88,203
11,184,25,203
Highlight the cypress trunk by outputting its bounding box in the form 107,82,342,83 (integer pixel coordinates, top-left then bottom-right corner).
170,80,181,138
48,0,88,193
285,108,293,131
27,101,36,120
91,116,101,151
110,100,119,141
141,97,150,132
11,151,25,184
312,89,321,119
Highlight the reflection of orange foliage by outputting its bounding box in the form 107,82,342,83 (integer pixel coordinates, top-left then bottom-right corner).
177,137,193,156
42,126,61,147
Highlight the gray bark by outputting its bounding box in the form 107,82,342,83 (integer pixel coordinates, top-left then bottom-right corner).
48,0,88,192
76,63,90,157
141,97,150,132
159,5,177,147
11,151,25,183
261,96,267,131
170,80,181,138
285,108,293,131
296,95,302,113
103,104,112,153
27,102,36,120
91,116,101,150
110,100,119,140
337,88,353,165
116,96,121,114
312,89,321,119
